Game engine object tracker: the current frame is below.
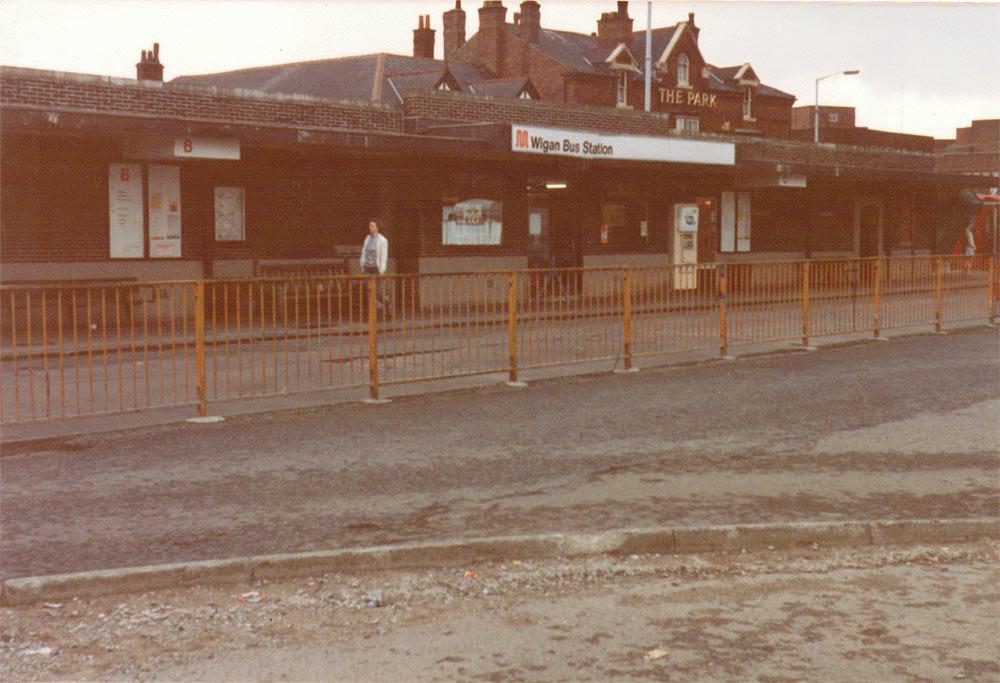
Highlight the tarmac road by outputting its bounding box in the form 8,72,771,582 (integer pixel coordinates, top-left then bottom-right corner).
1,327,997,580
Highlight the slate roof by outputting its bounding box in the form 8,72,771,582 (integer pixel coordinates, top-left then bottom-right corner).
170,53,493,107
507,21,792,98
467,78,534,98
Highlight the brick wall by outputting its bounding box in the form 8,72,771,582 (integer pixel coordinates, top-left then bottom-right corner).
405,91,936,173
405,91,675,136
0,67,403,134
738,138,935,172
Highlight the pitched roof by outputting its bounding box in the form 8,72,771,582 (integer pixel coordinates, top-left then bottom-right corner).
170,53,493,107
468,78,535,98
506,20,791,97
706,64,795,100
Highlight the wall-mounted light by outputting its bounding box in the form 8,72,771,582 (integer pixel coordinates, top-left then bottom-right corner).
545,181,567,189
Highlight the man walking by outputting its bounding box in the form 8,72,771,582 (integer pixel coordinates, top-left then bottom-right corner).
361,219,388,276
360,219,390,312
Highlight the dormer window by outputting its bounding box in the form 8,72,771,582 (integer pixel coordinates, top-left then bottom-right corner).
677,54,689,86
438,81,451,91
519,89,533,100
742,87,753,120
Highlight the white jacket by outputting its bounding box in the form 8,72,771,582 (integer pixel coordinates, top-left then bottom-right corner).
360,233,389,274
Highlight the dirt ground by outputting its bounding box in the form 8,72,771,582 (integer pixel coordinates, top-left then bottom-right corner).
2,541,998,682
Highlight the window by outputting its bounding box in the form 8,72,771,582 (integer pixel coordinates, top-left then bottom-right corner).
677,54,689,86
518,89,533,100
617,72,628,106
675,116,699,133
442,197,503,245
742,87,753,120
437,81,451,91
828,112,839,123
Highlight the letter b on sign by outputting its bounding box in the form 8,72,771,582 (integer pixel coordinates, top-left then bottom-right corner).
515,129,528,149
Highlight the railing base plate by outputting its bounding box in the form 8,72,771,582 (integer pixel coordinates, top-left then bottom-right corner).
186,416,225,424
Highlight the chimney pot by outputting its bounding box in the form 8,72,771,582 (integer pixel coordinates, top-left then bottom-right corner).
413,13,436,58
136,43,164,82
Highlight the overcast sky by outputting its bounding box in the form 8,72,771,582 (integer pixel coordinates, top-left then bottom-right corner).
1,1,997,139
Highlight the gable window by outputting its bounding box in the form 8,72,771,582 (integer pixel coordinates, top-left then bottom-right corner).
438,81,451,91
617,72,628,106
742,87,753,120
677,54,689,87
519,89,533,100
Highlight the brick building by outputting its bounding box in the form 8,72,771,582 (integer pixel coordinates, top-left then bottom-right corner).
791,105,935,153
0,3,985,285
935,119,1000,181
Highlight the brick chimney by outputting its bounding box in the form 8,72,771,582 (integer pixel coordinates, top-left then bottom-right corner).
596,1,633,48
478,1,508,76
687,12,700,43
443,1,467,61
519,0,540,43
135,43,164,82
413,14,435,59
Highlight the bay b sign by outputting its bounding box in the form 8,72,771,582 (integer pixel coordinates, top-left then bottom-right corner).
511,124,734,166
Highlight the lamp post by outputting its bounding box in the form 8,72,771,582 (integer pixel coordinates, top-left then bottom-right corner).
814,69,860,143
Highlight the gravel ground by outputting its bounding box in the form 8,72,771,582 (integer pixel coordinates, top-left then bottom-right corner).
2,540,997,682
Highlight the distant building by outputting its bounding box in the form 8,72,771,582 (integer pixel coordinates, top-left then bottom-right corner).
790,105,934,153
175,1,796,138
935,119,1000,182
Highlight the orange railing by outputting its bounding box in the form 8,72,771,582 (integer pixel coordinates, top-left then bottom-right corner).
1,255,994,424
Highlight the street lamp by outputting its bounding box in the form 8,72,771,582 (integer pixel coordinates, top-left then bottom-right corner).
814,69,860,143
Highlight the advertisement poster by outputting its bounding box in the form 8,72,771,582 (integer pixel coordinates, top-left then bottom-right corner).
737,191,752,252
214,186,245,241
108,163,143,258
442,198,502,245
148,164,182,258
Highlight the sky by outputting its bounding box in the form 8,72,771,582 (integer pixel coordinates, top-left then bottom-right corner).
0,1,998,139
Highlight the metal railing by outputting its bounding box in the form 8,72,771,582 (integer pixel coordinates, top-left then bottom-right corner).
1,255,994,424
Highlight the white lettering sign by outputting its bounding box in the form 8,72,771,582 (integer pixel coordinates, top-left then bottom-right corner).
174,137,240,160
511,124,734,166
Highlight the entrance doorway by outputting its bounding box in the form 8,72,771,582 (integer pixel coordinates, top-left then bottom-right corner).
856,202,883,258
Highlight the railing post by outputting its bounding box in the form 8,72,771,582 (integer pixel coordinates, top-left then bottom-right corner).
718,263,729,358
622,268,632,370
194,281,208,417
367,275,379,400
508,271,518,383
988,255,996,324
801,260,810,347
934,256,944,333
873,257,882,338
